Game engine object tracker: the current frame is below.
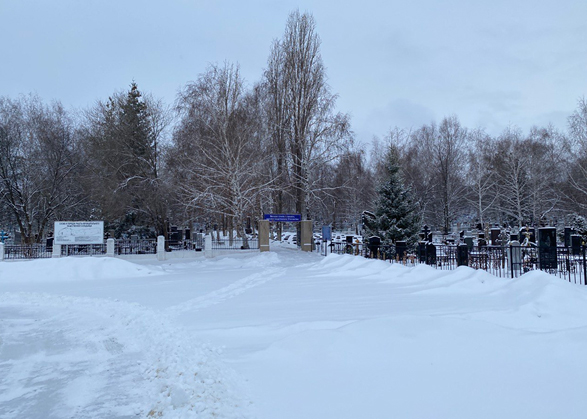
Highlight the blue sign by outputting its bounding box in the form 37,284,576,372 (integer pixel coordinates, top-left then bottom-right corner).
322,225,332,241
263,214,302,222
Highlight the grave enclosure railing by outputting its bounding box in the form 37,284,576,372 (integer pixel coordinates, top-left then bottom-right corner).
325,242,587,285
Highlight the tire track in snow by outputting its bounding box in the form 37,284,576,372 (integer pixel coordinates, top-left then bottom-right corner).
166,267,286,316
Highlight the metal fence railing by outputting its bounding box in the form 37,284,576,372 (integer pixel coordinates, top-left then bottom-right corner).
3,244,53,260
324,242,587,285
61,244,107,256
115,240,157,255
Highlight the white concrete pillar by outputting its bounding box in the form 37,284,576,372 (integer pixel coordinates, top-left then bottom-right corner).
52,244,61,258
301,220,313,252
0,243,4,261
205,234,213,258
157,235,166,261
259,220,270,252
106,238,115,257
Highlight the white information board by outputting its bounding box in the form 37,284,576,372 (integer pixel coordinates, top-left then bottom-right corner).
54,221,104,245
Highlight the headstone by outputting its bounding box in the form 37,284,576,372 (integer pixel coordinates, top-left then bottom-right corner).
564,227,572,247
538,227,557,270
418,242,426,262
368,236,381,256
464,236,474,250
396,241,407,260
457,244,469,267
571,235,582,256
490,228,500,245
426,243,437,265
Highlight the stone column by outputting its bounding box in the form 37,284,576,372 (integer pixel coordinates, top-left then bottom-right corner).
0,243,4,261
106,238,115,257
301,220,313,252
205,234,213,258
259,220,270,252
157,235,166,261
52,244,61,258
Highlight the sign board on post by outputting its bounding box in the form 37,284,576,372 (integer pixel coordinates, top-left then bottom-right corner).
263,214,302,222
54,221,104,245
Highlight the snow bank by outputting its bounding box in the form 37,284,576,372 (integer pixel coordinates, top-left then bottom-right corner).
0,257,163,283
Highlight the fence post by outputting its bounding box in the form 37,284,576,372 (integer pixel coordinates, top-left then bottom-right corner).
0,242,4,261
157,235,166,261
205,234,213,258
582,246,587,285
107,238,115,257
52,243,61,258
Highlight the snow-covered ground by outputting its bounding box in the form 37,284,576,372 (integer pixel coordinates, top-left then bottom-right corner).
2,243,587,418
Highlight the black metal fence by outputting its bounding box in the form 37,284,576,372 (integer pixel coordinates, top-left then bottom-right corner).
61,244,108,256
3,244,53,260
115,240,157,255
325,242,587,285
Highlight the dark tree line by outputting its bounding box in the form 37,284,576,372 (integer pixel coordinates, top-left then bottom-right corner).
1,10,587,243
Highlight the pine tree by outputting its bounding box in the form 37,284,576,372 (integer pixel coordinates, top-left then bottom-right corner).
363,145,421,245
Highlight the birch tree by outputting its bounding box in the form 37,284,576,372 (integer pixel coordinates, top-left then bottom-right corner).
173,63,272,247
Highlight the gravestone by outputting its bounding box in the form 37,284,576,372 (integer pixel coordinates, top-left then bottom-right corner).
418,242,426,262
457,244,469,267
396,241,407,260
464,236,474,250
564,227,572,248
368,236,381,256
538,227,557,270
571,235,582,256
490,228,500,245
426,243,437,265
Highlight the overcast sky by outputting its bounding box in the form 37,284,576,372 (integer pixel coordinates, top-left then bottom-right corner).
1,0,586,146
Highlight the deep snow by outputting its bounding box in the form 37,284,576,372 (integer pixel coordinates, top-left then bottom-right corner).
2,244,587,418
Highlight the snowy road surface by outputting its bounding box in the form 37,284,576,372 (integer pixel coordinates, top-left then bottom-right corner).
1,245,587,418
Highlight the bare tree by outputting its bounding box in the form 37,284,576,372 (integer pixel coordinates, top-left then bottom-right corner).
566,98,587,211
0,95,80,243
173,63,273,246
493,126,532,228
465,129,498,227
264,10,351,220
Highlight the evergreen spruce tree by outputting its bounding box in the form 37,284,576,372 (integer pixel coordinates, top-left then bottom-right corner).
363,145,421,245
